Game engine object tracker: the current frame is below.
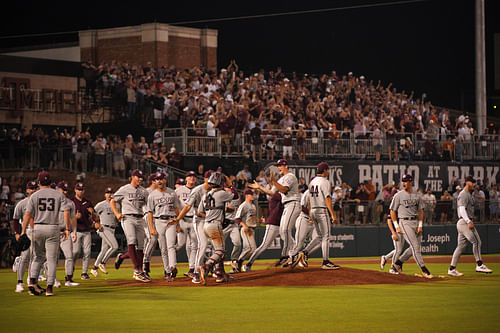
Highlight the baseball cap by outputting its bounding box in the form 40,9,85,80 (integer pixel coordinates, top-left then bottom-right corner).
204,170,214,179
26,180,38,190
465,175,476,183
105,187,113,193
57,181,69,191
154,171,166,180
275,159,288,166
176,178,185,185
185,171,197,178
131,169,144,178
147,173,156,183
37,171,50,183
401,174,413,182
50,182,57,189
334,186,341,191
317,162,329,173
75,182,85,191
244,188,254,196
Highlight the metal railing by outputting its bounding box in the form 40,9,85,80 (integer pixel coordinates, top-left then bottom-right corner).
161,128,500,161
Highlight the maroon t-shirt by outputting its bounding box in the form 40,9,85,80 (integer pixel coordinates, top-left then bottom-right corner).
267,192,284,226
72,197,93,232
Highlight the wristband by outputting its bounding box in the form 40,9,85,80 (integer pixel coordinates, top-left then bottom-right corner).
418,220,423,228
393,221,399,229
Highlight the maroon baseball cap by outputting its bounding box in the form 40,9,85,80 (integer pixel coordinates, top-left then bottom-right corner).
204,170,214,179
26,180,38,190
176,178,185,185
131,169,144,178
465,175,476,183
105,187,113,193
57,181,69,191
37,171,50,182
147,173,156,183
275,159,288,166
75,182,85,191
154,171,166,180
317,162,329,173
185,171,196,178
243,188,254,196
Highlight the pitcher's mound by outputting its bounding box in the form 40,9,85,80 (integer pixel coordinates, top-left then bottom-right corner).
109,266,434,288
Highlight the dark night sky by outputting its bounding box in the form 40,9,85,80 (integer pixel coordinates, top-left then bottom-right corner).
1,0,499,112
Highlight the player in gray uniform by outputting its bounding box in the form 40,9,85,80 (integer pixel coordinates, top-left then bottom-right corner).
110,169,150,282
224,186,243,273
448,175,493,276
146,171,183,281
21,171,71,296
56,181,79,287
254,159,300,266
389,174,433,278
12,181,38,292
197,172,236,285
91,187,120,276
175,171,198,277
232,189,258,272
291,163,339,269
174,170,213,283
142,174,158,277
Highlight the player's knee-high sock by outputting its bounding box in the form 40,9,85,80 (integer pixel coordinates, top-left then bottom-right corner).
137,249,144,272
121,252,130,259
127,245,139,271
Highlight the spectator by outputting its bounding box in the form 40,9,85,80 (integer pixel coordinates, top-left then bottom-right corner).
473,186,486,223
153,90,165,128
424,137,440,160
372,124,383,161
439,190,453,223
249,123,263,162
111,137,125,178
296,125,307,160
167,146,182,168
364,179,377,223
422,188,436,225
442,135,454,161
354,182,369,224
157,144,169,165
283,127,293,160
126,82,137,120
92,135,106,175
489,183,499,223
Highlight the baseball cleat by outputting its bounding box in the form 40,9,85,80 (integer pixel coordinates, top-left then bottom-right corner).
448,269,464,277
133,272,151,282
164,271,173,282
114,253,124,270
476,264,493,274
299,252,308,267
422,272,434,279
198,266,208,285
389,266,400,274
242,264,252,272
184,268,195,278
98,264,108,274
215,273,232,283
380,256,387,270
291,252,305,269
28,284,46,296
191,273,201,284
393,263,403,274
274,256,289,267
81,273,91,280
15,283,24,293
90,268,99,277
64,280,80,287
321,260,340,270
45,285,54,296
171,267,178,278
54,279,62,288
28,286,41,296
12,256,21,272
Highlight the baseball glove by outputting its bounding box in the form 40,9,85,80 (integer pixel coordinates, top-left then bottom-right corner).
16,234,31,255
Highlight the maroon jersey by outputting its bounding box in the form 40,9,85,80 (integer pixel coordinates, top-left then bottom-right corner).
72,197,93,232
266,192,284,226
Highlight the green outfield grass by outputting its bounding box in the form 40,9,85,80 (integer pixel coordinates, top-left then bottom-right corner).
1,256,499,333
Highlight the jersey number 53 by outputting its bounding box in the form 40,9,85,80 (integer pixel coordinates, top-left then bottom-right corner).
38,198,55,211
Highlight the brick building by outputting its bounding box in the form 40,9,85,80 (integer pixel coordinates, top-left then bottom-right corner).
79,23,218,70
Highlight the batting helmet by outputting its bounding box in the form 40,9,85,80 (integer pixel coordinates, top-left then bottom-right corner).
208,172,224,187
402,174,413,182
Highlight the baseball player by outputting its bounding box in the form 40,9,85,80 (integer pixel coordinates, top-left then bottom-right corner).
175,178,185,189
196,172,237,285
251,159,300,266
56,181,79,287
174,170,213,283
175,171,199,278
110,169,150,282
242,191,283,272
232,189,258,272
142,173,158,277
382,213,414,273
448,175,493,276
73,182,101,279
146,171,183,281
21,171,71,296
291,162,339,269
389,174,433,278
224,186,243,273
91,187,120,276
12,180,38,292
